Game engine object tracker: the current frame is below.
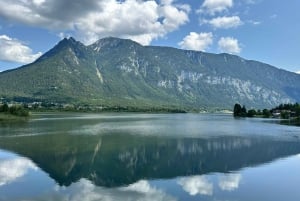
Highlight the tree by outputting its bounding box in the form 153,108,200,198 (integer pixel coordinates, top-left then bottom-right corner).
247,109,257,117
294,103,300,116
233,103,247,117
241,105,247,115
0,103,9,113
257,109,262,116
262,109,271,118
0,104,29,117
280,111,290,119
233,103,242,117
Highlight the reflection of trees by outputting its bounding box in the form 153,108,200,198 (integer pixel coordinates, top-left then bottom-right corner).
0,134,300,187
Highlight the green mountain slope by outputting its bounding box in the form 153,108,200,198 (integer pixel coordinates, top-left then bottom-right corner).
0,37,300,109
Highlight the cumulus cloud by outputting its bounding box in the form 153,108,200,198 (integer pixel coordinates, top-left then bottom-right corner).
218,37,241,54
198,0,233,15
178,32,213,51
0,35,42,63
49,179,176,201
218,174,241,191
0,157,38,186
0,0,190,45
178,176,213,196
0,0,101,30
203,16,243,29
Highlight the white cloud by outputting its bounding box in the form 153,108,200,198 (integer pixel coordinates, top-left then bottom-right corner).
203,16,243,29
218,174,241,191
178,32,213,51
0,35,42,63
248,20,261,25
218,37,241,54
0,157,38,186
49,179,176,201
121,180,157,193
198,0,233,15
178,176,213,196
0,0,190,45
176,4,192,13
32,0,46,6
296,71,300,74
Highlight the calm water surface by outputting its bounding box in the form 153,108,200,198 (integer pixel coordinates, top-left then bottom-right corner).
0,113,300,201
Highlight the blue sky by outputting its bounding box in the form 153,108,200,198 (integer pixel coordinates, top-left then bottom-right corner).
0,0,299,73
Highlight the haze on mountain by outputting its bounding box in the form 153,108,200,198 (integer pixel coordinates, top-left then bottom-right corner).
0,37,299,111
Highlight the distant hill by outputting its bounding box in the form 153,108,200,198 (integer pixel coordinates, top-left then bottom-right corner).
0,37,300,110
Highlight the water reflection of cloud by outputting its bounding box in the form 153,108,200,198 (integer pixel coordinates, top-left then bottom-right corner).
218,173,241,191
50,179,176,201
0,157,38,186
121,180,176,201
178,176,213,196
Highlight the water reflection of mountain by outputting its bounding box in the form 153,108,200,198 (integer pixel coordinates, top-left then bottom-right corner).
0,134,299,187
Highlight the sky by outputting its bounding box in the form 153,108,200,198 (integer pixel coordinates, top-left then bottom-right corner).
0,0,299,73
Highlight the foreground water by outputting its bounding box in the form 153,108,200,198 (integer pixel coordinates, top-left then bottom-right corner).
0,113,300,201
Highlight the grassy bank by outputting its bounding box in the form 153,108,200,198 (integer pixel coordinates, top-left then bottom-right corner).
0,104,30,122
0,113,30,122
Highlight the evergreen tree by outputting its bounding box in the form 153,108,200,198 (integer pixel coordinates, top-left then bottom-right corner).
0,103,9,112
241,105,247,115
233,103,247,117
234,103,242,117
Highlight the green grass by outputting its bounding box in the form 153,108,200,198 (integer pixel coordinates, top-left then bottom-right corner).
0,113,30,122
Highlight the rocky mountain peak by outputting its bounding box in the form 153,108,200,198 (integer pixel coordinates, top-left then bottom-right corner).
90,37,142,53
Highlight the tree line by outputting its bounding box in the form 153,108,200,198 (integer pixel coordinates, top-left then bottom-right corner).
0,103,30,117
233,103,300,119
233,103,272,118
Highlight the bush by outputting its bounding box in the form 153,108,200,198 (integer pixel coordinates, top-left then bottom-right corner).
0,103,9,112
247,109,257,117
1,104,29,117
280,111,290,119
262,109,271,118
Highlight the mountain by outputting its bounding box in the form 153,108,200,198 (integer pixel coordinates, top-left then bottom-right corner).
0,37,300,110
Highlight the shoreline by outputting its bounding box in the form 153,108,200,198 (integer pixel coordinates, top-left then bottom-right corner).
0,113,30,122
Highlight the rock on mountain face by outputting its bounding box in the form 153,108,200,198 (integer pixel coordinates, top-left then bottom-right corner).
0,37,300,110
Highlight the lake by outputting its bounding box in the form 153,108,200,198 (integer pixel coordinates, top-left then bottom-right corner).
0,113,300,201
